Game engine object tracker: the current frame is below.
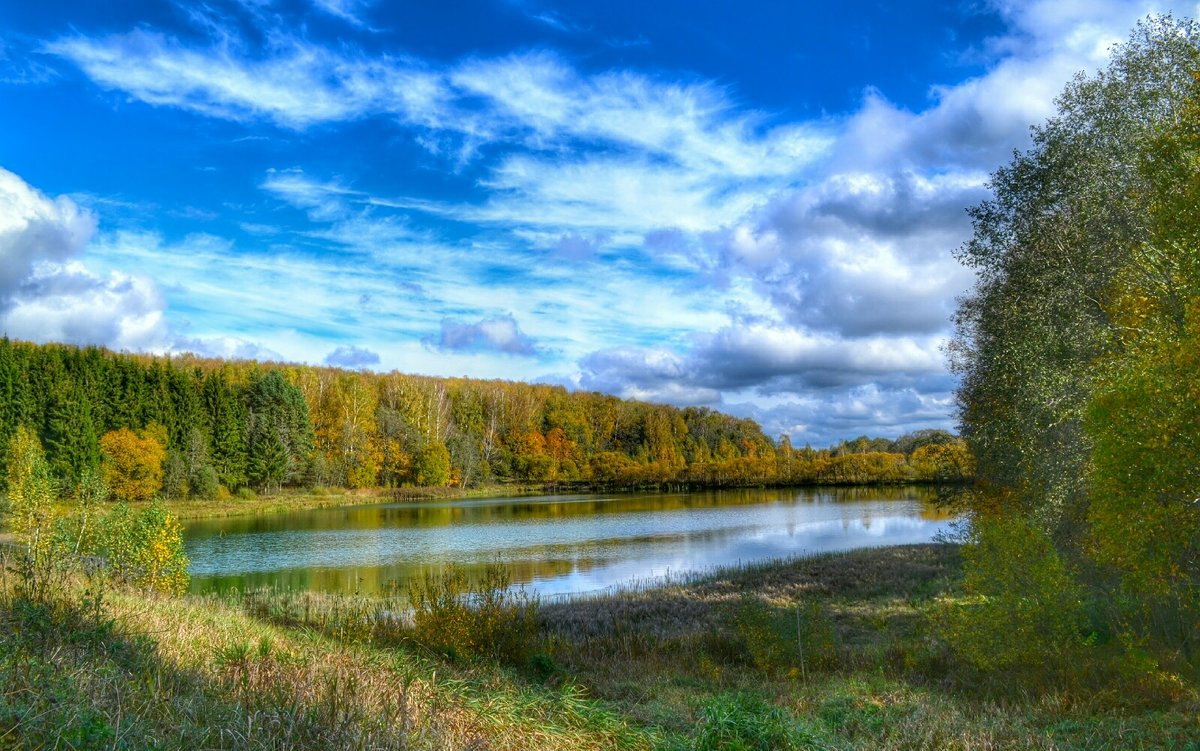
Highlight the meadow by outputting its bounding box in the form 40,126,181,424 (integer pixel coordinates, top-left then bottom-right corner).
3,542,1195,750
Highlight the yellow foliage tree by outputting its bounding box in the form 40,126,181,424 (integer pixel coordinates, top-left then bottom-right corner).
100,426,167,502
5,426,60,578
910,441,976,482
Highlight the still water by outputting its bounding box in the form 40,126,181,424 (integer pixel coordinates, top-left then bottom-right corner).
185,486,959,596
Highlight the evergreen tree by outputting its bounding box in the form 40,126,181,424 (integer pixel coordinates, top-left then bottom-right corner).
245,370,315,487
203,370,248,490
44,378,101,483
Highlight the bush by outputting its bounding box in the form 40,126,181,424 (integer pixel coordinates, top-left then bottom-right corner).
407,563,539,664
940,511,1085,677
97,502,190,595
728,598,838,676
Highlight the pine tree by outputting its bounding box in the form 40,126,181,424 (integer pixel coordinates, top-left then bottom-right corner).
203,370,247,490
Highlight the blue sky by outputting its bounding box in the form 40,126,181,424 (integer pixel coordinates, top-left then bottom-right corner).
0,0,1184,445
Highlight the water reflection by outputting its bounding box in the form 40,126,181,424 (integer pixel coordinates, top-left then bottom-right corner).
186,486,959,596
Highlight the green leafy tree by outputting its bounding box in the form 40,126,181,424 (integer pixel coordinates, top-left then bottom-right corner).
951,17,1200,537
950,17,1200,676
414,441,451,486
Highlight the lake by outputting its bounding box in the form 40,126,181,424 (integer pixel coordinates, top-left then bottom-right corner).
184,485,960,597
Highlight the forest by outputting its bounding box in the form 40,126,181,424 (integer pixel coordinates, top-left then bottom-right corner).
0,337,972,500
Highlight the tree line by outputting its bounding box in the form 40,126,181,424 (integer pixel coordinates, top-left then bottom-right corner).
0,339,971,501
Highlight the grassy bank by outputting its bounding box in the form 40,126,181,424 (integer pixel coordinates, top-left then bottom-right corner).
3,544,1196,749
0,573,652,749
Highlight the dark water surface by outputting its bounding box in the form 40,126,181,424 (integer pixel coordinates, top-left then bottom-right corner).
185,486,959,596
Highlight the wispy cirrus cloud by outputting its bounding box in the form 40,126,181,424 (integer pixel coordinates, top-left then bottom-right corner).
311,0,377,29
45,30,440,129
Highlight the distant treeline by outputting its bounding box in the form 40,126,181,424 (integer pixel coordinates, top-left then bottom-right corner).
0,339,972,499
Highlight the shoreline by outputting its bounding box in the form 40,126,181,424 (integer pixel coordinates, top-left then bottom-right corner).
2,479,969,527
166,479,967,521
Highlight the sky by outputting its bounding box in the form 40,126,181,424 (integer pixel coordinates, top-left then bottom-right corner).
0,0,1191,446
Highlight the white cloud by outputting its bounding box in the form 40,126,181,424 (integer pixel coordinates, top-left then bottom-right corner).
311,0,376,29
324,344,381,368
0,167,96,310
174,334,285,362
579,324,947,400
3,262,167,351
46,30,440,129
0,168,168,350
424,314,542,356
725,385,958,446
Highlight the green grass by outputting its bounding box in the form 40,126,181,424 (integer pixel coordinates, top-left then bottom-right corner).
3,544,1197,750
1,578,653,749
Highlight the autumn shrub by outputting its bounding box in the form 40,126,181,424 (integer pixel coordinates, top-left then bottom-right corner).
940,511,1086,679
909,441,975,482
407,563,539,664
97,502,190,595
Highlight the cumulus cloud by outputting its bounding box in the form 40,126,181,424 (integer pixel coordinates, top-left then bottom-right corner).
725,385,958,447
580,324,947,399
0,168,168,350
324,345,381,368
0,167,96,311
425,314,541,356
2,262,166,351
703,170,985,337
